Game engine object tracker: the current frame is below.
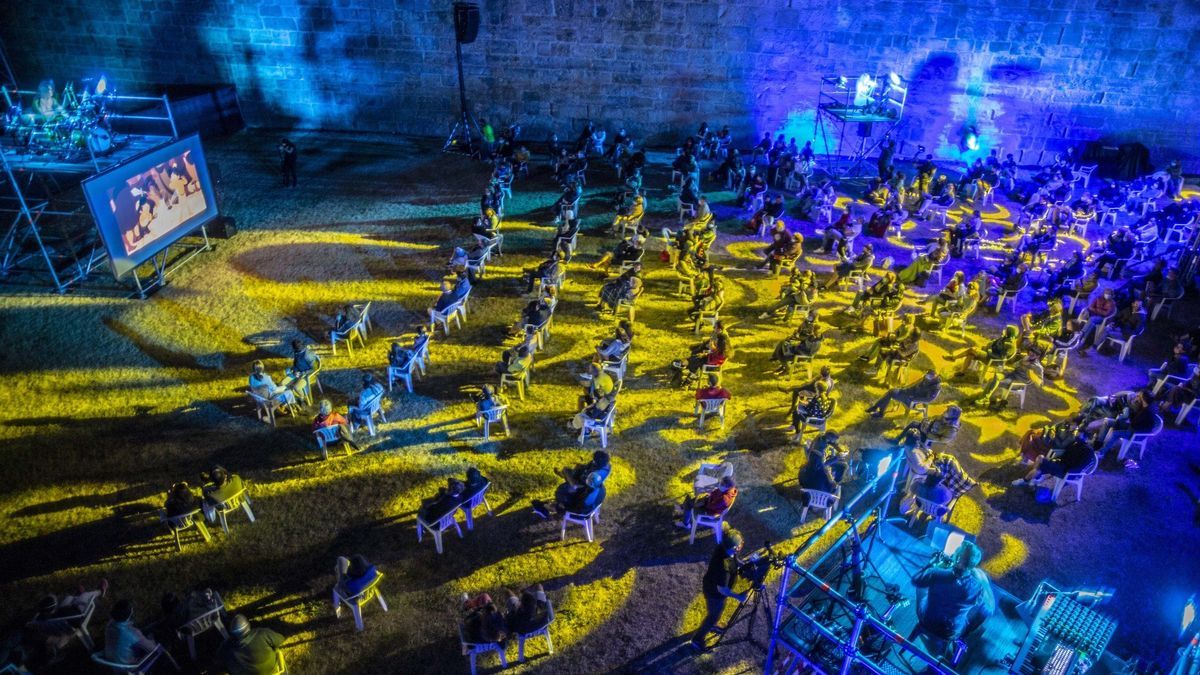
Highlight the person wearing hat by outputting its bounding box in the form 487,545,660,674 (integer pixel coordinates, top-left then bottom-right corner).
348,374,384,428
312,399,362,452
690,529,746,650
104,599,158,665
218,614,285,675
589,233,645,274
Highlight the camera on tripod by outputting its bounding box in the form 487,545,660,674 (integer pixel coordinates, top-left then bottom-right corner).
739,541,786,590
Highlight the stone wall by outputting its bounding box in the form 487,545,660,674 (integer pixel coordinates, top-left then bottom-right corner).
2,0,1198,164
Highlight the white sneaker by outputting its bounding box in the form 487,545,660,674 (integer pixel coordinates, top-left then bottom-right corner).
1011,478,1029,487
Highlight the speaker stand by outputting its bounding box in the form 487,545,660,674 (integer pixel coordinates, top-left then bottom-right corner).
443,39,481,158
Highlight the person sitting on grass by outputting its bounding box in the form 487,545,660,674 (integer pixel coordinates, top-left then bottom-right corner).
313,399,363,452
104,600,159,666
675,475,737,529
866,370,942,418
200,465,247,520
770,310,823,374
588,234,645,274
790,380,835,434
504,585,554,637
418,479,466,525
335,555,380,601
218,614,285,675
596,264,643,313
532,470,606,519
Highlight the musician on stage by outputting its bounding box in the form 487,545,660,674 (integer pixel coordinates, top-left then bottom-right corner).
27,80,62,124
911,540,995,654
689,529,746,651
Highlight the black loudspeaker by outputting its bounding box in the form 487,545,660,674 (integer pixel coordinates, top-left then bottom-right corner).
453,2,480,44
208,216,237,239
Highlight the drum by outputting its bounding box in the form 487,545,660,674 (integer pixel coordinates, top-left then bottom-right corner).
87,127,113,153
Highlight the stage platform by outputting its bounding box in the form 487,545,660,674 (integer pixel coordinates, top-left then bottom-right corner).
0,134,174,174
774,521,1126,674
819,105,900,124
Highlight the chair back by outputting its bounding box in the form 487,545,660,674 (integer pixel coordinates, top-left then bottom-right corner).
246,390,272,406
179,605,225,639
464,483,491,510
314,425,340,447
698,398,726,413
343,572,385,605
477,405,507,423
360,390,384,415
216,488,248,515
915,496,949,520
802,488,838,509
162,509,201,531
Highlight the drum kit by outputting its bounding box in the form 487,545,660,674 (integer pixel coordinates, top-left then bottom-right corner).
2,76,119,161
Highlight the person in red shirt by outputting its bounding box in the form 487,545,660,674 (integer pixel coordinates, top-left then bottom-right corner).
675,475,738,528
695,374,732,401
312,399,362,451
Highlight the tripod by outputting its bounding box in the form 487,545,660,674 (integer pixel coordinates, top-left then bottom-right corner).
713,582,774,651
443,38,481,158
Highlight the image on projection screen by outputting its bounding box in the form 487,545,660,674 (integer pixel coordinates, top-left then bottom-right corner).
83,135,218,280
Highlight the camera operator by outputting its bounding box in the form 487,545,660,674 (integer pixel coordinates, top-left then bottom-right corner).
690,529,746,651
911,540,994,654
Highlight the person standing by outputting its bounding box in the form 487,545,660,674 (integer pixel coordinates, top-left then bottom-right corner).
878,139,896,180
911,541,995,653
278,139,297,188
690,530,746,651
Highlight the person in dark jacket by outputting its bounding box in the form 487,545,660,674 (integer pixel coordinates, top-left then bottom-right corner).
217,614,284,675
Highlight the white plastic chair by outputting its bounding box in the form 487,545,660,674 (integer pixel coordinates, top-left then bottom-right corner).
579,406,616,448
178,605,227,660
1005,381,1029,409
992,280,1027,314
1116,415,1164,461
1150,289,1185,321
387,359,417,393
1103,328,1142,363
459,624,507,675
91,644,179,674
330,318,367,355
159,509,211,551
459,484,493,531
515,598,555,662
1176,398,1200,427
907,495,954,527
348,390,387,436
1051,452,1100,503
351,301,373,337
429,298,466,336
561,504,601,541
333,572,388,632
412,339,431,376
800,487,840,522
416,511,463,554
211,489,256,536
313,425,353,460
1151,363,1198,395
797,401,835,437
474,405,510,440
29,592,97,651
246,390,285,427
689,497,735,544
693,461,734,495
499,369,531,401
695,398,727,429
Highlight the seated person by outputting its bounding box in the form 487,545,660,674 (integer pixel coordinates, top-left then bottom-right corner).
553,219,579,256
596,320,634,362
217,615,285,675
951,325,1019,377
866,370,942,418
579,362,616,410
335,555,380,599
472,208,501,239
672,330,731,387
417,479,466,524
762,231,804,274
1094,388,1157,459
1018,420,1077,464
903,449,976,516
332,304,362,335
897,240,948,286
472,385,508,415
1094,299,1146,351
163,481,201,518
510,294,554,337
596,264,643,313
612,193,645,233
695,373,732,403
588,234,645,273
104,600,158,666
896,406,962,447
569,391,617,433
348,374,384,426
247,361,297,409
770,310,823,373
431,273,472,314
553,180,582,222
462,467,490,503
824,244,874,289
737,168,767,208
745,193,786,234
522,250,564,294
289,339,319,381
387,328,427,372
496,344,533,380
156,587,224,637
29,581,109,662
675,475,738,528
790,380,835,432
1160,369,1200,419
533,470,607,518
928,272,966,317
688,267,726,320
858,315,920,375
791,366,836,402
1011,430,1093,488
821,212,863,253
971,350,1045,411
760,267,818,320
313,399,363,451
503,585,554,637
1019,298,1063,348
798,431,850,498
1078,288,1118,347
911,541,994,649
200,465,246,520
461,593,506,645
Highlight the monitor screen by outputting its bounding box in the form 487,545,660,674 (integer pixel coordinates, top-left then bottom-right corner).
82,134,218,280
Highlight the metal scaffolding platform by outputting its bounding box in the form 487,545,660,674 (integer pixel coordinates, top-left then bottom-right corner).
813,74,908,180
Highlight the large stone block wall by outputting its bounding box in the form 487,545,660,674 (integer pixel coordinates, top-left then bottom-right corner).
2,0,1197,164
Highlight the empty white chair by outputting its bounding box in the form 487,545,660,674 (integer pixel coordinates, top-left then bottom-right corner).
1176,398,1200,427
1103,326,1143,363
695,398,727,429
459,624,507,675
159,509,211,552
693,461,734,495
351,301,373,336
689,497,736,545
561,504,601,542
178,605,227,660
473,405,510,441
416,511,464,554
333,571,388,632
800,488,840,522
579,406,616,448
1005,381,1029,409
1150,288,1185,321
1051,452,1100,503
91,644,179,674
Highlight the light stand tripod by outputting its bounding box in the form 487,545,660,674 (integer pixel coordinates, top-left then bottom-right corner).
713,581,775,651
443,38,481,158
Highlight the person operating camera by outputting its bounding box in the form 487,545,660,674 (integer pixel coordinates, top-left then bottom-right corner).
690,529,746,651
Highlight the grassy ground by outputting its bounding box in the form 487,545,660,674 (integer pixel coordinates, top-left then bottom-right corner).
1,130,1198,674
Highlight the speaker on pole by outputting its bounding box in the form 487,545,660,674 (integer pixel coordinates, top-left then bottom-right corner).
453,2,480,44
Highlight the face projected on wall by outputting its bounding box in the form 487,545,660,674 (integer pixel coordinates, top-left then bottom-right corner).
106,150,204,255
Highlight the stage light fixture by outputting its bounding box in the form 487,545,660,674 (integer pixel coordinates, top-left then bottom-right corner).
1184,595,1197,637
963,126,980,151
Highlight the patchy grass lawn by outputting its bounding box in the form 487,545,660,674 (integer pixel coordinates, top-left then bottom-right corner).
0,130,1197,674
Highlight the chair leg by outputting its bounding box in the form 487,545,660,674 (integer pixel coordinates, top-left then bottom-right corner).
243,502,255,522
584,519,594,542
352,605,364,632
561,518,568,541
434,531,443,554
377,592,389,612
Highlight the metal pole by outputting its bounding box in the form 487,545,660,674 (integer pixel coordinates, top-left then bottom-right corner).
0,35,18,90
164,94,178,138
763,555,793,674
0,148,64,292
456,40,468,119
